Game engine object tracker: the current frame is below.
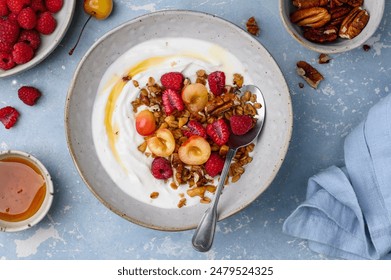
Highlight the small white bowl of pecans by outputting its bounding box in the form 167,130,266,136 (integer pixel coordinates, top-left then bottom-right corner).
279,0,385,53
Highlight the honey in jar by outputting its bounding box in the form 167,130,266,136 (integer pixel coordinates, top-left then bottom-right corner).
0,156,46,222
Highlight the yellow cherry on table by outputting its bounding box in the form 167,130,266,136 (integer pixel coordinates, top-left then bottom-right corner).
84,0,113,19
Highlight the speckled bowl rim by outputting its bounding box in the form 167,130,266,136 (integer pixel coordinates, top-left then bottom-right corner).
0,0,76,78
279,0,385,54
65,10,293,231
0,150,54,232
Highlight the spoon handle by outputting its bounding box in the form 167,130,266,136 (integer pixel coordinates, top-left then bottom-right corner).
192,148,237,252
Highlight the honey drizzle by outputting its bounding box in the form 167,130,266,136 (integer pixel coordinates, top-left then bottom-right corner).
0,157,46,222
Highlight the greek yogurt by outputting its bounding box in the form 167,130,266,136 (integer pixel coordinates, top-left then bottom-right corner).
92,37,252,209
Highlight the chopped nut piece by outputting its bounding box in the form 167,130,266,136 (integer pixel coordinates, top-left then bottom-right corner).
246,16,260,36
177,198,187,208
150,192,159,199
132,80,139,87
318,53,331,64
363,44,371,51
233,73,244,88
296,61,324,89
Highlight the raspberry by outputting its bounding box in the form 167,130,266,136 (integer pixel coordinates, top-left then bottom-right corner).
0,18,20,44
12,42,34,64
206,118,230,146
0,106,20,129
0,41,13,53
162,88,184,115
17,7,37,30
205,153,225,177
6,0,31,14
45,0,62,13
0,0,9,17
230,115,253,135
208,71,226,96
36,11,56,35
182,120,206,138
160,72,184,91
7,13,18,22
151,157,173,180
0,52,15,70
31,0,47,13
18,29,41,50
18,86,41,106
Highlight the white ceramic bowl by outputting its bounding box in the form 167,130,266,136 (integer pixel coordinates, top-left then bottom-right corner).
0,150,54,232
279,0,385,53
65,10,293,231
0,0,76,78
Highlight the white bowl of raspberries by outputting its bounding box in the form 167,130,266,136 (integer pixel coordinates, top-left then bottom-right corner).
0,0,75,77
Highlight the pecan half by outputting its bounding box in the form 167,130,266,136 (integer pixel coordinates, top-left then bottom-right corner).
246,16,260,36
339,7,369,39
296,61,324,89
329,5,353,27
338,0,363,7
329,0,344,9
290,7,331,29
303,25,338,43
293,0,328,9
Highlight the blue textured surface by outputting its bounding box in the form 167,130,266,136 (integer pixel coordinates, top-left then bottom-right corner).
0,0,390,259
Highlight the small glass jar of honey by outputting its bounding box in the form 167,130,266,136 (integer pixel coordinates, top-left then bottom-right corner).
0,150,53,232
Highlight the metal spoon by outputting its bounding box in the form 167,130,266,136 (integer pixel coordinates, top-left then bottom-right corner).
192,85,266,252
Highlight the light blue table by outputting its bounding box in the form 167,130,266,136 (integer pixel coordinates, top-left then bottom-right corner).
1,0,390,260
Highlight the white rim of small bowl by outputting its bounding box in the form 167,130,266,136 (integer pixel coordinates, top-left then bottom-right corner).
0,0,76,78
0,150,54,232
279,0,385,54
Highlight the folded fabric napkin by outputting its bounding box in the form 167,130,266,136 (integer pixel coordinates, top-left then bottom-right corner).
283,93,391,260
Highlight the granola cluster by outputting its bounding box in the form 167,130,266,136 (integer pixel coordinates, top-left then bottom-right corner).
130,70,261,208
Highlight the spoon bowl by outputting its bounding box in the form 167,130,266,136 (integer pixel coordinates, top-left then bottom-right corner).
192,85,266,252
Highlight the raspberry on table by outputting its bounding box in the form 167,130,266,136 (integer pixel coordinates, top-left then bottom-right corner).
230,115,253,135
0,0,9,17
151,157,173,180
12,41,34,64
206,118,230,146
18,86,41,106
45,0,63,13
0,106,20,129
208,71,226,96
0,18,20,44
36,11,56,35
205,153,225,177
160,72,184,91
6,0,31,14
0,51,15,70
18,29,41,50
17,7,37,30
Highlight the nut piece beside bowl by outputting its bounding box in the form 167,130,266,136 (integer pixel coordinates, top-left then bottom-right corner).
279,0,385,53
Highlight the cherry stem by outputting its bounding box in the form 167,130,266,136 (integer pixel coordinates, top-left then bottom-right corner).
69,15,93,56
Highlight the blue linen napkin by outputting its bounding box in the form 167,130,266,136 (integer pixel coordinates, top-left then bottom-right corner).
283,93,391,260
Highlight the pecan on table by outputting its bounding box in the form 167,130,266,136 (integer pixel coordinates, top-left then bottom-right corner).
296,61,324,89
